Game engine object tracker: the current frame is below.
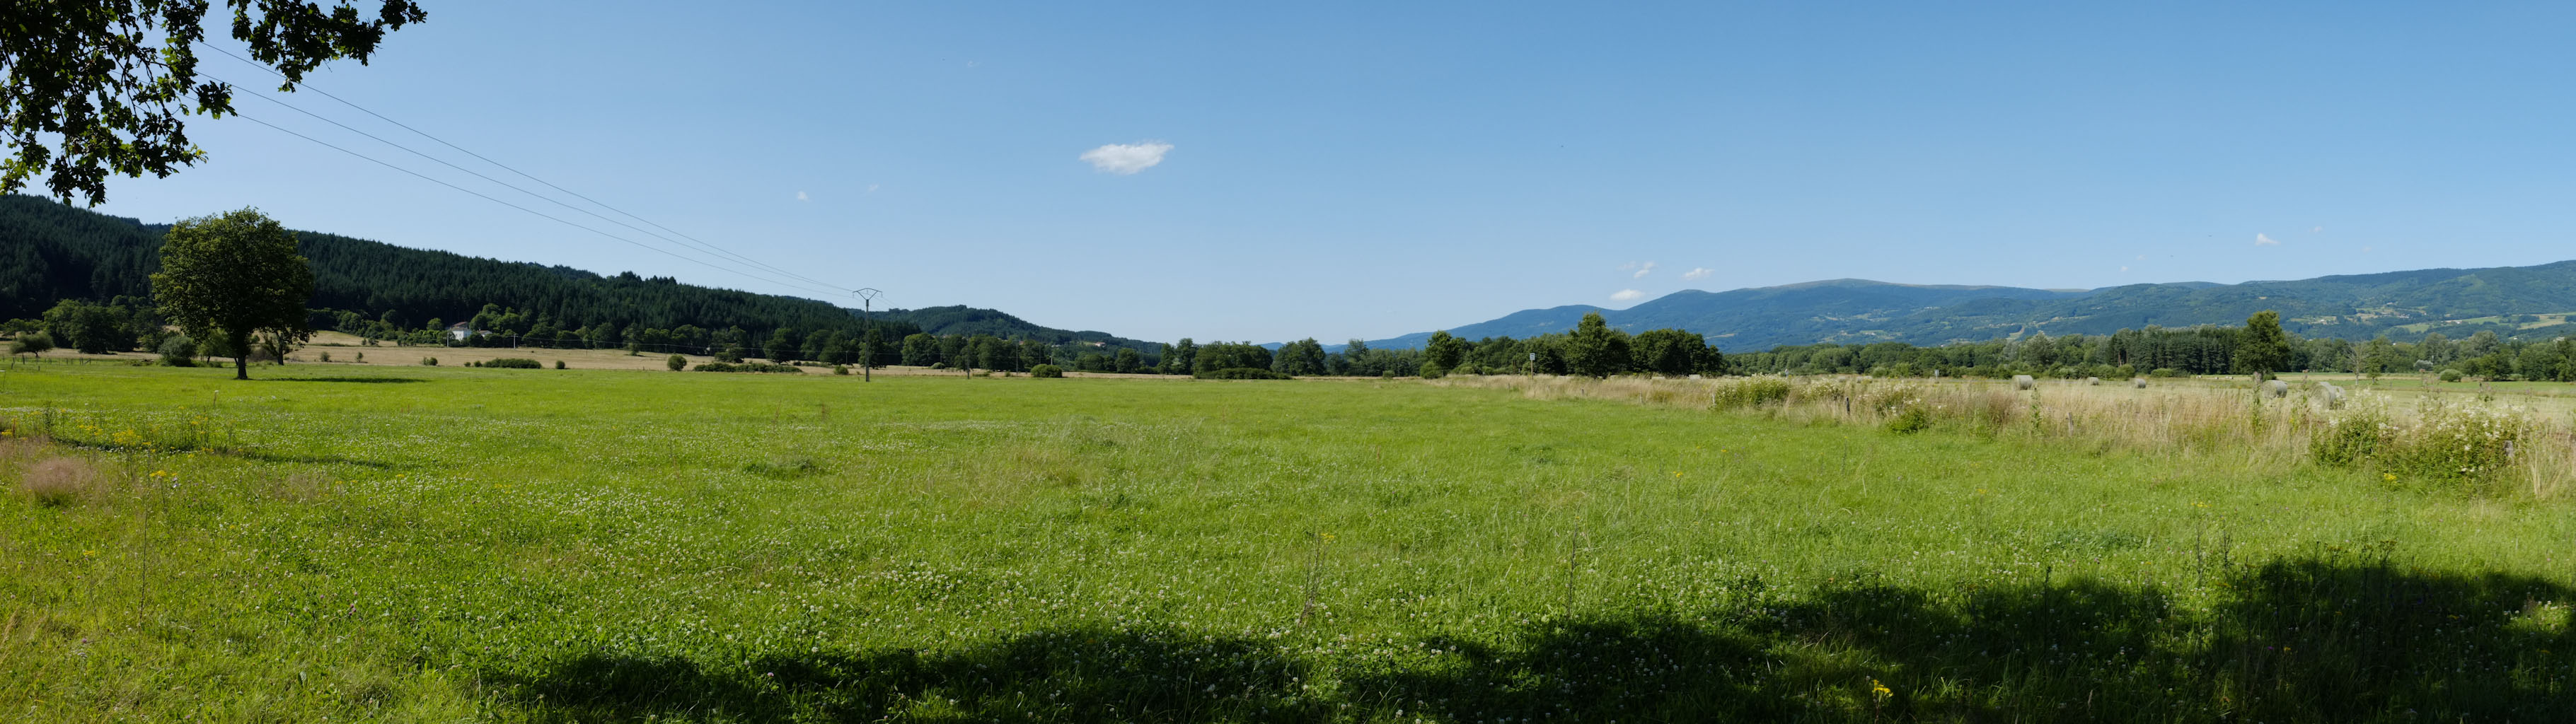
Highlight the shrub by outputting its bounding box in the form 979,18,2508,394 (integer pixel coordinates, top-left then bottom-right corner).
8,332,54,358
1195,367,1290,380
483,358,543,369
420,356,439,366
353,351,364,363
833,366,850,375
930,362,947,370
1883,404,1934,433
1029,364,1065,378
2310,400,2392,468
18,457,99,506
1710,376,1794,410
693,361,804,373
666,354,688,371
318,351,333,363
2149,368,2188,378
157,335,197,367
2438,368,2464,383
553,360,566,370
2399,399,2529,482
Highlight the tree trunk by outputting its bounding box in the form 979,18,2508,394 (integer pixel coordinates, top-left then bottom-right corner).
231,330,250,380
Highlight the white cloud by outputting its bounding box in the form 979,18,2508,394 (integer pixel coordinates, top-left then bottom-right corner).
1610,289,1646,302
1682,267,1713,281
2120,265,2130,272
2255,233,2280,246
1080,141,1174,175
1631,262,1658,279
2135,255,2147,261
795,191,809,202
2311,226,2323,233
865,184,879,194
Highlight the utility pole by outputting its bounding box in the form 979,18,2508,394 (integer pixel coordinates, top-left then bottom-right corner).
853,288,882,382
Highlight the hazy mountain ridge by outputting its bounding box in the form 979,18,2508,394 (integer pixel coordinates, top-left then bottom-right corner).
1358,260,2576,351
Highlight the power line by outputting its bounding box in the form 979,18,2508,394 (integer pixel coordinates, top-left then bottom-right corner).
200,43,849,292
198,70,848,296
228,110,850,298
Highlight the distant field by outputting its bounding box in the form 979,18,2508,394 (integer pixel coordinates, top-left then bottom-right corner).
4,364,2575,721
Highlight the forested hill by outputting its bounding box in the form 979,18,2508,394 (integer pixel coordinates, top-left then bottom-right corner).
0,195,1140,348
865,305,1155,349
1365,263,2576,351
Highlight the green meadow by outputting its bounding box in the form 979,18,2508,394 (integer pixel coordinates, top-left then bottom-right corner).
4,363,2574,722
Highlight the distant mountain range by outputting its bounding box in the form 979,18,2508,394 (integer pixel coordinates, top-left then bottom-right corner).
1356,261,2576,351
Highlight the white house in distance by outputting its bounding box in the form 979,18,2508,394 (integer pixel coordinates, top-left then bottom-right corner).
446,322,475,342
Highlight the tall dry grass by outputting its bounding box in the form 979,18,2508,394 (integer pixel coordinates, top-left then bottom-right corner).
1443,374,2576,497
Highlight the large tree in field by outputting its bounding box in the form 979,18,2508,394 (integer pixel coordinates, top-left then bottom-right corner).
151,208,313,380
1566,313,1631,378
3,1,428,205
2234,310,2292,380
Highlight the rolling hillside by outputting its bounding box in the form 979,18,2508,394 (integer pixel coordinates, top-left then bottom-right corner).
1365,262,2576,351
0,195,1153,349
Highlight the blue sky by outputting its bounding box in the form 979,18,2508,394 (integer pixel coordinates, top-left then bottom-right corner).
90,1,2576,343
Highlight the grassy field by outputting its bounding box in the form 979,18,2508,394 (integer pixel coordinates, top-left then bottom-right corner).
4,363,2575,722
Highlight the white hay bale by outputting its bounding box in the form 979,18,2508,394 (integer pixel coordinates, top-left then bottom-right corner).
2012,375,2035,390
2084,377,2101,386
2132,377,2148,388
2263,379,2288,398
2318,381,2345,409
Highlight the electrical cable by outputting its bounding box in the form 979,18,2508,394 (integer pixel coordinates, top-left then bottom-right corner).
228,110,850,297
200,43,848,291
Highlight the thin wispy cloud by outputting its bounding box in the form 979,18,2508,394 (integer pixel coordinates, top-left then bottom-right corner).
865,184,880,194
1632,262,1658,279
1682,267,1713,281
1610,289,1645,302
2255,233,2280,246
795,191,809,202
1080,141,1174,175
2311,226,2324,233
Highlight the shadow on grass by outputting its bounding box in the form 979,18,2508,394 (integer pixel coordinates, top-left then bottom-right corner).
269,376,430,383
493,553,2576,722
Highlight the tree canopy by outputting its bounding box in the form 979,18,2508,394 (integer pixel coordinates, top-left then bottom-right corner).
151,208,313,379
1,1,427,205
2235,310,2293,380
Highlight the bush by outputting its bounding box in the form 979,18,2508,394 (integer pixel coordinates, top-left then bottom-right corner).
1711,376,1794,410
8,332,53,358
930,362,947,370
17,457,98,507
693,361,804,373
1029,364,1065,378
420,356,439,366
2438,368,2464,383
483,358,543,369
157,335,197,367
318,351,333,363
833,366,850,375
2147,368,2188,378
1194,367,1290,380
2310,402,2391,468
666,354,688,371
553,360,567,370
1883,404,1934,434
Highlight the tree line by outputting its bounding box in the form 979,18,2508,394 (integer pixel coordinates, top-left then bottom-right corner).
1731,315,2576,383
